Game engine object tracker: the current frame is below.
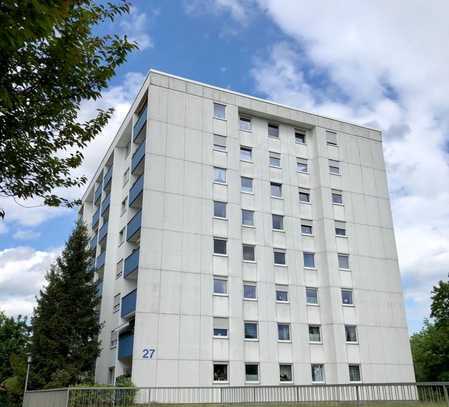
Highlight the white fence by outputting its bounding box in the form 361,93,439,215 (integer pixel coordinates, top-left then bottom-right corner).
23,382,449,407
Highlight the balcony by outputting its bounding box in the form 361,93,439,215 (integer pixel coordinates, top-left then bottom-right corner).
87,259,95,273
95,251,106,270
98,221,108,243
89,234,97,251
128,175,143,208
94,182,102,204
131,141,145,175
121,289,137,318
101,193,111,216
118,331,134,360
124,248,139,279
103,166,112,190
95,280,103,297
126,210,141,243
92,207,100,229
133,104,147,143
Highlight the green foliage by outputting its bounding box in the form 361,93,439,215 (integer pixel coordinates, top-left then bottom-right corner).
30,220,101,389
410,277,449,381
0,312,30,407
0,0,137,208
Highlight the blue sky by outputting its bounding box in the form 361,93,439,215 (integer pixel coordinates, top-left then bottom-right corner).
1,0,449,335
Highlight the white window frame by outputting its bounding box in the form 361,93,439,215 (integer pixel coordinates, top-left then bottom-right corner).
213,103,226,120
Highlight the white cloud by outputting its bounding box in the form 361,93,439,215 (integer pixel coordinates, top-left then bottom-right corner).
119,6,153,50
184,0,253,24
0,247,60,317
206,0,449,332
13,229,41,240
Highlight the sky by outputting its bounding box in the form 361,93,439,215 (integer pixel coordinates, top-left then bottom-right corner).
1,0,449,334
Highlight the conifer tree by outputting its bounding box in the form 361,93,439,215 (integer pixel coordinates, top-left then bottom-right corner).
30,220,100,389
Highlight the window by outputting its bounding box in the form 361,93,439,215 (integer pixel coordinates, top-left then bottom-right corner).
309,325,322,342
338,253,350,270
243,282,257,299
268,123,279,138
214,201,227,219
116,260,123,279
296,158,308,173
311,364,325,383
326,130,337,145
335,221,346,236
332,189,343,204
241,176,253,193
303,252,315,268
278,323,290,341
213,277,227,295
213,238,227,255
113,294,120,313
306,287,319,305
349,364,361,382
240,146,253,161
242,209,254,226
214,167,226,183
213,103,226,120
280,364,292,382
299,188,310,203
245,364,259,382
121,198,127,216
118,228,125,245
125,140,131,157
243,244,255,261
271,182,282,198
240,116,252,131
329,159,341,175
274,249,286,265
345,325,358,343
122,168,129,187
244,322,258,340
295,131,306,144
301,219,313,235
213,134,227,151
342,289,354,305
272,214,284,231
213,363,228,382
213,317,229,337
108,367,115,385
110,330,118,348
269,151,281,168
276,285,288,302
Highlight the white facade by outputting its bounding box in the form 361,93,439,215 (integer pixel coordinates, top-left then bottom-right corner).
80,70,415,387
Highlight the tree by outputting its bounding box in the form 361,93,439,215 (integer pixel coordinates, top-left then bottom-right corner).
410,277,449,381
30,220,100,389
0,0,137,209
0,312,30,407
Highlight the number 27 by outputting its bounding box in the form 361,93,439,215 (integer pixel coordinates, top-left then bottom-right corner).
142,348,155,359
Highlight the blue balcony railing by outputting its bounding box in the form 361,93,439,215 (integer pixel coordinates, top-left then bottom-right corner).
98,221,108,243
118,332,134,360
94,182,102,204
121,289,137,318
131,141,145,174
101,193,111,216
95,280,103,297
133,105,147,141
92,207,100,228
124,248,139,279
128,175,143,207
89,234,97,251
103,166,112,189
95,251,106,270
126,210,141,242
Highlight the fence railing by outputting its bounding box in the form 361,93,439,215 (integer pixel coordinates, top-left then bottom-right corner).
23,382,449,407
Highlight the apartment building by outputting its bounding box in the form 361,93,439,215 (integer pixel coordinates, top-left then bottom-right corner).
80,69,415,387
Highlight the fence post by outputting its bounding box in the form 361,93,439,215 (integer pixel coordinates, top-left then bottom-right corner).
356,385,360,405
296,385,299,403
443,384,449,407
220,387,223,404
65,388,70,407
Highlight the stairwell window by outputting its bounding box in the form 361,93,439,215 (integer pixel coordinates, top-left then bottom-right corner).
299,188,311,203
214,167,226,184
214,103,226,120
271,182,282,198
213,317,229,337
242,244,255,262
272,214,284,231
213,238,227,255
345,325,358,343
213,134,227,152
244,321,258,340
342,288,354,305
295,131,306,144
329,160,341,175
338,253,350,270
268,123,279,138
213,201,227,219
243,282,257,300
276,285,289,302
349,364,361,382
311,364,325,383
326,130,337,146
335,221,347,236
278,323,291,341
113,294,120,313
332,189,343,204
269,151,281,168
296,157,308,173
303,252,316,268
240,116,252,131
309,325,322,343
213,363,228,382
241,176,253,193
240,146,253,161
280,364,293,382
274,248,286,265
242,209,255,226
301,219,313,235
306,287,319,305
245,364,259,382
213,277,227,295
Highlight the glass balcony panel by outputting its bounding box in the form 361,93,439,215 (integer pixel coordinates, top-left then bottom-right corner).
129,175,144,207
133,105,147,142
131,141,145,174
118,332,134,360
101,193,111,215
92,208,100,228
124,248,139,279
95,251,106,270
121,289,137,318
103,166,112,189
98,221,108,242
126,210,141,242
94,183,102,203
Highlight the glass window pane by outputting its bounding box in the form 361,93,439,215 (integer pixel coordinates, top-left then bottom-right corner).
272,214,284,230
243,283,256,299
326,130,337,145
268,123,279,137
295,131,306,144
299,188,310,203
271,183,282,197
332,190,343,204
240,146,252,161
301,220,313,235
241,177,253,193
304,252,315,268
297,158,308,173
311,364,324,382
214,238,227,255
349,365,361,382
279,364,292,382
278,323,290,341
245,364,258,382
214,201,226,218
214,167,226,183
213,363,228,381
276,286,288,302
269,152,281,167
309,325,321,342
243,245,255,261
213,317,228,337
306,287,318,304
274,250,286,265
345,325,358,342
242,209,254,226
342,289,353,305
213,278,227,294
338,254,350,269
240,117,252,131
213,134,227,151
214,103,226,119
244,322,258,339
